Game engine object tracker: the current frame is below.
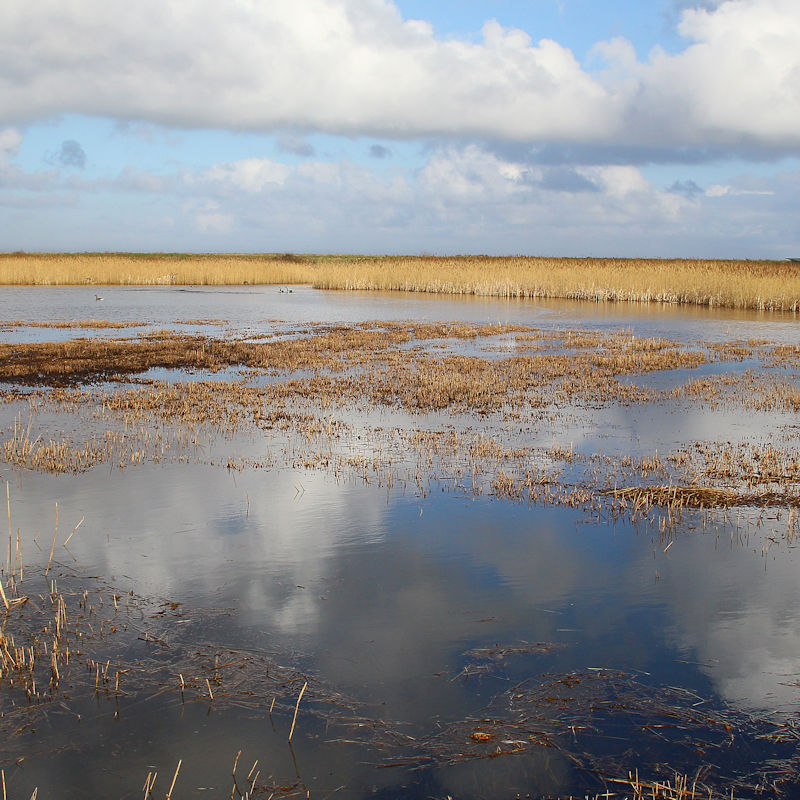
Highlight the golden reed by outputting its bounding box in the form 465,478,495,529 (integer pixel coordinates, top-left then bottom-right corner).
1,252,798,311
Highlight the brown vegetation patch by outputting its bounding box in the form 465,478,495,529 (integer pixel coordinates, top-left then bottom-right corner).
3,253,800,311
2,319,149,330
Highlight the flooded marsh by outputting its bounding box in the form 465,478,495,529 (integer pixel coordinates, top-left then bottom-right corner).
2,286,800,799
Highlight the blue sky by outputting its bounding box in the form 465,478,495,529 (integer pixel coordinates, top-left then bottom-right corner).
1,0,798,257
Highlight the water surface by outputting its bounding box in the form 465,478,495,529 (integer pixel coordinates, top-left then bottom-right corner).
1,286,800,798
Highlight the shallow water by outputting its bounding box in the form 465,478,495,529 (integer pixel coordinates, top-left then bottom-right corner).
2,287,800,798
1,284,799,344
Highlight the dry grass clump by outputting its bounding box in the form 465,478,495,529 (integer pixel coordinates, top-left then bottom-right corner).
2,319,148,330
687,441,800,486
607,772,736,799
669,371,800,413
2,253,799,311
4,431,109,472
607,484,800,513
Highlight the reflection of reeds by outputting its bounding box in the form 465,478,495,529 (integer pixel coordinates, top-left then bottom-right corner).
1,253,799,311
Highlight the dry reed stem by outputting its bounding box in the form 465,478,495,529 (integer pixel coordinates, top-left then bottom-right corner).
166,760,181,800
608,771,730,799
44,503,57,576
63,517,84,547
288,681,307,742
142,770,157,799
5,482,10,577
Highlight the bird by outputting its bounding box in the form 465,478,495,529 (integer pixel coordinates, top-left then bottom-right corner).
95,294,103,301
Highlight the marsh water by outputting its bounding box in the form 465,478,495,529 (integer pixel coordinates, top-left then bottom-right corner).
2,287,800,799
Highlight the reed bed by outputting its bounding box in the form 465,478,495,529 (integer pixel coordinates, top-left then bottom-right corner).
3,321,800,523
2,253,799,311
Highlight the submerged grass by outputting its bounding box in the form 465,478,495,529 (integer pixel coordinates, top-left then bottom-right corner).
2,253,800,311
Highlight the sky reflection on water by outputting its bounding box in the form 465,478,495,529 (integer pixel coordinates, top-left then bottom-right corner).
2,286,800,797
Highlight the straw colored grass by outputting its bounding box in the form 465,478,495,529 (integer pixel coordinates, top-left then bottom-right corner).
1,253,799,311
4,321,800,520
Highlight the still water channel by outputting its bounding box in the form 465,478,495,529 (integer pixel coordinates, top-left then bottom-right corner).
1,287,800,799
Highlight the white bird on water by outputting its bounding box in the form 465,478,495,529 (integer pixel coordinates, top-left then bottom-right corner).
95,294,103,301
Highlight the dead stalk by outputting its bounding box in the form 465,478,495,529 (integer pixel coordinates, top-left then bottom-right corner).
166,760,181,800
288,681,308,742
45,502,58,576
64,517,84,547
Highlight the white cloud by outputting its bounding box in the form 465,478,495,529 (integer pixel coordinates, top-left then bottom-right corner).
0,127,22,162
705,183,774,196
1,139,797,256
632,0,800,148
202,158,291,192
191,200,235,234
1,0,798,152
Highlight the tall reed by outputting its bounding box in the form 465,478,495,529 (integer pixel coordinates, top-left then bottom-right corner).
1,253,798,311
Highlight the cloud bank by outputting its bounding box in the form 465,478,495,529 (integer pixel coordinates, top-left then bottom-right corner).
2,0,799,154
2,133,795,257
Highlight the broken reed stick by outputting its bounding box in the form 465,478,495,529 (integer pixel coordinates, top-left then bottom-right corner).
45,502,58,576
64,516,84,547
166,760,181,800
6,482,10,577
288,681,308,742
142,770,157,800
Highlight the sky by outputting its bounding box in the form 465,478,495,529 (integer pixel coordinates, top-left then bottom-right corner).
0,0,799,257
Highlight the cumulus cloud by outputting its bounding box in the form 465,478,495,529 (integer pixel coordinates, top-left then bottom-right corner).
1,0,798,155
2,139,797,256
200,157,291,192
